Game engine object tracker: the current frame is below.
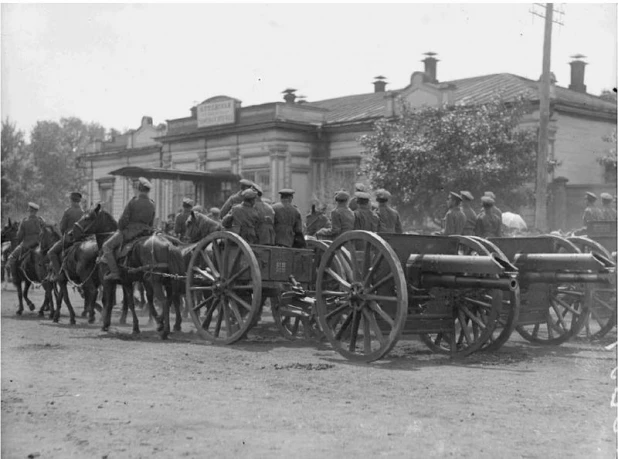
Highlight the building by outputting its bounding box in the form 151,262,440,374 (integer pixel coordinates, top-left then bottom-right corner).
81,54,616,230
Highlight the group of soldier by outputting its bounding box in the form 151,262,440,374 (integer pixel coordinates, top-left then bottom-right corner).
582,192,617,224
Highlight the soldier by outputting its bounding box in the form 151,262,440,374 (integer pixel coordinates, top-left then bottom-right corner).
252,184,275,245
207,207,221,222
102,177,155,281
220,179,256,218
353,191,380,232
316,191,355,240
460,191,477,236
484,191,502,221
582,192,603,224
8,202,45,279
305,203,330,237
272,189,305,248
375,189,403,233
174,197,194,241
192,205,206,215
49,192,85,282
349,183,368,212
475,196,502,237
443,192,466,236
185,211,222,243
221,188,260,244
600,193,617,221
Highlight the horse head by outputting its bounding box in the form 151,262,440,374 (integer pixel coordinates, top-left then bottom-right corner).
39,223,61,252
73,203,118,239
1,219,19,245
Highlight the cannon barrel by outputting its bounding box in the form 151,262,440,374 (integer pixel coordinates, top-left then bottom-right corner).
407,254,518,276
521,272,613,284
513,252,614,272
421,274,519,291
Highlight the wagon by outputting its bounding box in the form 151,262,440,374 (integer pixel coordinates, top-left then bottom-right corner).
184,230,520,362
568,220,617,339
457,234,614,349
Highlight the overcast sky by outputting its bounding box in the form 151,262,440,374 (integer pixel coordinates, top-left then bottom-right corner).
2,3,616,135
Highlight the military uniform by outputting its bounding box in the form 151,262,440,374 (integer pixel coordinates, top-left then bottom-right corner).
316,191,355,240
459,191,477,236
254,198,275,245
49,193,84,280
600,193,617,221
220,179,255,218
475,197,502,237
443,192,466,236
272,189,305,248
185,212,222,244
8,203,45,276
375,190,402,233
102,178,155,280
583,192,603,224
305,209,330,236
222,189,260,244
353,193,380,232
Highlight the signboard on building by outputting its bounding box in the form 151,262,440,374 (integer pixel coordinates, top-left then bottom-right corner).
197,96,239,128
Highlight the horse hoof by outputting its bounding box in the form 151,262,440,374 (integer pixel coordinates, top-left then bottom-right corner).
38,310,44,317
160,333,169,340
16,310,22,316
88,317,95,325
101,326,109,332
53,318,59,323
81,310,88,318
132,330,140,335
173,326,182,332
70,320,76,325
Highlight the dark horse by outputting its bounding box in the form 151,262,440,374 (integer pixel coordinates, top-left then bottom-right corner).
1,220,58,317
39,223,102,324
72,204,185,339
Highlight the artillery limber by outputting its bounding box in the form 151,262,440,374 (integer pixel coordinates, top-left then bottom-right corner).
185,230,520,362
461,235,614,348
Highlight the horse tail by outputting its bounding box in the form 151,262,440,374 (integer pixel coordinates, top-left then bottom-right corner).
166,242,185,279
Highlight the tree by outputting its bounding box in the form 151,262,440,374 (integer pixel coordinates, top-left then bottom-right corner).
359,98,538,228
1,119,40,220
596,128,617,183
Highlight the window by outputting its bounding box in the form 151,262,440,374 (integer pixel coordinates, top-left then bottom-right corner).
243,170,271,196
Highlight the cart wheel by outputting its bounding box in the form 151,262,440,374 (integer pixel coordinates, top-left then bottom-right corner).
419,235,515,356
516,236,590,345
316,231,407,362
568,236,616,340
185,231,261,344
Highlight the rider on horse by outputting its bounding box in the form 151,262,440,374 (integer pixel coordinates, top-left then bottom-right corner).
49,192,84,282
102,177,155,281
8,202,45,279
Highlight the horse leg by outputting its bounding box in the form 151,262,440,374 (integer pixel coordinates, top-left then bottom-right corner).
171,284,182,332
119,284,128,325
144,282,160,328
101,281,115,332
123,283,140,335
84,283,97,324
60,282,76,325
23,281,35,311
151,280,169,339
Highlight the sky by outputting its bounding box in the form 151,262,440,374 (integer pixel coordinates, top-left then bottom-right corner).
1,3,616,136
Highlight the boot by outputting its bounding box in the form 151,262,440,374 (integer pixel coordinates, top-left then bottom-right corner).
103,252,121,281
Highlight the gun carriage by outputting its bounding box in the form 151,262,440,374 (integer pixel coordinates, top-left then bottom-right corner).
184,230,520,362
456,235,614,349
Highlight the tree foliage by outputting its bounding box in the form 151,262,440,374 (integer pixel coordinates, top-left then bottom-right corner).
359,98,538,227
596,128,617,176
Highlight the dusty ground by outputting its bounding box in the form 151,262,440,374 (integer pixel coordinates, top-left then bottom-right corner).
1,286,617,459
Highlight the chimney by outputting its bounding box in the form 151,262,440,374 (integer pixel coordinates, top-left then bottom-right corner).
569,54,587,93
141,116,153,127
190,106,197,118
422,52,439,83
373,75,387,93
282,88,297,104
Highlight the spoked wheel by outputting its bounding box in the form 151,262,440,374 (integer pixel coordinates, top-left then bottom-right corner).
419,236,517,356
185,231,261,344
316,231,407,362
516,236,590,345
568,236,617,340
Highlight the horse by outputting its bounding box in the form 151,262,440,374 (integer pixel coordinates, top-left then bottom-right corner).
1,220,59,317
39,223,102,324
72,204,185,339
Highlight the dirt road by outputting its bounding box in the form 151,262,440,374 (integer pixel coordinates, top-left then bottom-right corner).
1,286,617,458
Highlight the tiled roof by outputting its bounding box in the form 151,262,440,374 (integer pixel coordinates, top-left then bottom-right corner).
307,73,616,125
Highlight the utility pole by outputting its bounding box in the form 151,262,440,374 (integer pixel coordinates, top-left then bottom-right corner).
534,2,553,232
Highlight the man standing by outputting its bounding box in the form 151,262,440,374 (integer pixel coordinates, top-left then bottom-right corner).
49,192,84,282
252,184,275,245
174,197,194,241
375,189,402,233
443,192,466,236
349,183,371,211
305,203,330,237
207,207,221,222
582,192,603,224
460,191,477,236
8,202,45,279
475,196,502,238
484,191,502,222
220,179,256,218
102,177,155,281
221,189,260,244
353,191,380,232
272,189,305,248
600,193,617,221
316,191,355,240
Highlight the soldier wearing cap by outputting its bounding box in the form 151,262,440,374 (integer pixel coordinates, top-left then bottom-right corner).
375,189,402,233
220,179,256,218
252,184,275,245
272,189,305,248
460,191,477,236
221,188,260,244
348,183,369,212
583,192,603,224
352,191,380,232
102,177,155,281
484,191,502,222
600,193,617,221
49,192,85,282
443,192,466,236
316,191,355,240
475,196,502,237
207,207,221,222
174,197,194,241
8,202,45,279
305,202,330,237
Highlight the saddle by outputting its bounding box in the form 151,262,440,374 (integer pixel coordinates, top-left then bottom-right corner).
117,235,152,264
